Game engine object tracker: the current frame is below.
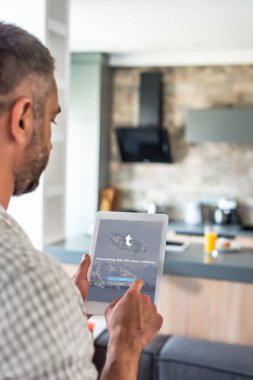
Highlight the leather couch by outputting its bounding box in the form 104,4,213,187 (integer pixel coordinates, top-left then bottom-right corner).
93,330,253,379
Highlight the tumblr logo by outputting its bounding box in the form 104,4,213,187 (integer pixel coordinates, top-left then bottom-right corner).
125,234,132,246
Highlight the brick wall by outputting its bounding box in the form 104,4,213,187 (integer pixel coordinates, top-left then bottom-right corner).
110,66,253,220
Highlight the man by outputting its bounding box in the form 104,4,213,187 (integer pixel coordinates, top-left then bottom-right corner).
0,22,163,379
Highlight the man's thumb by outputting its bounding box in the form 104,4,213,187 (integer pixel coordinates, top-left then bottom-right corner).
75,254,91,280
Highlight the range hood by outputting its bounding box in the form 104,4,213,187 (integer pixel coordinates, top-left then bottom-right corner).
116,72,172,163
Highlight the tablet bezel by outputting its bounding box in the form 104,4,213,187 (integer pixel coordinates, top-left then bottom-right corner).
85,211,168,315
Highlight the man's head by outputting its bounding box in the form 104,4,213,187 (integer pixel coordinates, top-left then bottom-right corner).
0,22,60,198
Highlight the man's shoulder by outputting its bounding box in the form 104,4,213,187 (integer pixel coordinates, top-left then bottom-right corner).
0,214,71,294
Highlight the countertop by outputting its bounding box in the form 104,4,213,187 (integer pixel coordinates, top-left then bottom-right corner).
163,243,253,283
168,221,253,238
44,233,253,284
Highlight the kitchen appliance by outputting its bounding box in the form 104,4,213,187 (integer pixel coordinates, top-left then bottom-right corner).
213,197,240,225
184,201,202,225
115,72,173,163
116,127,171,163
238,202,253,229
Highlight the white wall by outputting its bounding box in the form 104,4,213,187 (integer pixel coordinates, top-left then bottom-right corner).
0,0,46,249
0,1,46,42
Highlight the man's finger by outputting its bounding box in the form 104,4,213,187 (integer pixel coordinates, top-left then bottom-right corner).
109,296,122,308
128,278,144,293
104,297,122,318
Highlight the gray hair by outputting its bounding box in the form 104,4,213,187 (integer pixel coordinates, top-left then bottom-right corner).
0,22,55,118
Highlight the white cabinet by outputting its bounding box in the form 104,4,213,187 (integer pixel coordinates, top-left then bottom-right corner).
3,0,69,249
44,0,69,245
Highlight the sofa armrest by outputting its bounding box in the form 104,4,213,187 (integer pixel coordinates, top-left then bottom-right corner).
157,336,253,380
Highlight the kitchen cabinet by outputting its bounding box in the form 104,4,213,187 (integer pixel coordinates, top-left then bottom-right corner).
159,234,253,345
187,108,253,144
158,275,253,346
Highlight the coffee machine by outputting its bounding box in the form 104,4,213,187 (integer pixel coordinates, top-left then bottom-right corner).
214,197,240,225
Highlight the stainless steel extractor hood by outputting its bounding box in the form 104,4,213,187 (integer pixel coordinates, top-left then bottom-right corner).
116,72,173,163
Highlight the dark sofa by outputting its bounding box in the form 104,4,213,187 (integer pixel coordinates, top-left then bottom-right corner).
93,330,253,379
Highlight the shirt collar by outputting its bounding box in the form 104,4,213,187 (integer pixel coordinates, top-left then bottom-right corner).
0,203,6,215
0,202,31,244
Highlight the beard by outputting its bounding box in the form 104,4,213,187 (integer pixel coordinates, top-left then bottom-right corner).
13,128,50,196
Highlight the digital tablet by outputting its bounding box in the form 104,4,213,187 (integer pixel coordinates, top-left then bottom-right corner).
86,211,168,315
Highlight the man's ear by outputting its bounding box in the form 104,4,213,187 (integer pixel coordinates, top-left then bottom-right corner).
10,97,34,146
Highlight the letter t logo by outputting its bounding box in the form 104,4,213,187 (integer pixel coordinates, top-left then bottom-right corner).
125,234,132,246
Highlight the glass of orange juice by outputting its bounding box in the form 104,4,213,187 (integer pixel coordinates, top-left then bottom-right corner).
204,225,218,254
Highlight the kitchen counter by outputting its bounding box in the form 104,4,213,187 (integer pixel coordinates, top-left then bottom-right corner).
168,221,253,238
164,243,253,283
45,233,253,284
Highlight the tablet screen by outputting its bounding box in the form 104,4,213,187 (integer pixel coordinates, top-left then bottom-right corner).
87,219,163,303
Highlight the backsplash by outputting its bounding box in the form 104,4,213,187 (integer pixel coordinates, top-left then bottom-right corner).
110,66,253,220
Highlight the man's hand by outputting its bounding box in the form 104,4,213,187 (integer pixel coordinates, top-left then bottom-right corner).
105,279,163,350
100,279,163,380
72,254,91,299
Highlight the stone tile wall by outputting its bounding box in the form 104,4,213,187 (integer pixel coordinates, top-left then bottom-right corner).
110,66,253,221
